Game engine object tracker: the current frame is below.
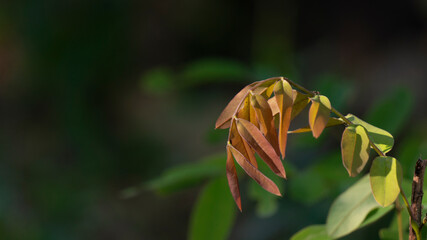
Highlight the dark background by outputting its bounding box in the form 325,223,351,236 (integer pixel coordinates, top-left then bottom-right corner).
1,0,426,239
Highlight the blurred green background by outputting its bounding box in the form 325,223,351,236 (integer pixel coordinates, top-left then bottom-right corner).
1,0,427,239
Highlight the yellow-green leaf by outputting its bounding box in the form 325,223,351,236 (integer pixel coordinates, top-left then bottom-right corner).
345,114,394,154
309,95,331,138
291,90,310,120
341,125,371,177
370,156,402,207
273,79,293,158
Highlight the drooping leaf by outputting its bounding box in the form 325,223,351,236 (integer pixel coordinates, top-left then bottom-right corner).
236,118,286,178
326,175,381,238
291,90,310,120
288,117,345,134
290,225,332,240
370,156,402,207
345,114,394,154
273,79,294,158
234,105,258,167
226,146,241,211
250,94,280,155
188,177,236,240
341,125,371,177
228,143,281,196
309,95,331,138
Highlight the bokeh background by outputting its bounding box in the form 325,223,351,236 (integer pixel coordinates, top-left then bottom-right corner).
1,0,427,239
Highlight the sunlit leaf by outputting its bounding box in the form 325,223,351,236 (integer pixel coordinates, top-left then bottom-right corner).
236,118,286,179
250,94,280,155
215,78,279,129
216,83,255,129
341,125,371,177
188,177,236,240
345,114,394,154
290,225,332,240
370,156,402,207
228,143,281,196
273,79,293,158
309,95,331,138
226,146,241,211
326,175,381,238
288,117,345,134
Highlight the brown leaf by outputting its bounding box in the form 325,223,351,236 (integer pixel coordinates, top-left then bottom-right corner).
215,78,280,129
215,84,254,129
228,143,281,196
226,145,242,211
308,95,331,138
235,118,287,179
273,79,294,158
229,120,258,168
288,117,345,134
250,94,280,155
268,97,279,116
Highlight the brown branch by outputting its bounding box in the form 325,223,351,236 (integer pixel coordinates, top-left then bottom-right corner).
409,158,427,240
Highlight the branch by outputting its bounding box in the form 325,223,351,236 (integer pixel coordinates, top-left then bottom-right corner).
409,158,427,240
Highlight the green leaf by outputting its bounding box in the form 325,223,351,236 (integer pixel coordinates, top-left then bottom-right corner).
365,87,414,136
359,205,394,228
189,177,236,240
290,225,332,240
309,95,331,138
145,154,225,194
141,67,174,95
326,175,381,238
370,156,402,207
379,210,409,240
341,125,371,177
345,114,394,154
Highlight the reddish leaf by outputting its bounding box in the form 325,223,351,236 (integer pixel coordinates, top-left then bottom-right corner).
226,145,242,211
228,143,281,196
250,94,280,155
235,118,286,179
308,95,331,138
273,79,294,158
229,120,258,168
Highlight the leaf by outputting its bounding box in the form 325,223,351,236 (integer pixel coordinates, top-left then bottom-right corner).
226,146,241,211
215,83,255,129
215,78,279,129
291,90,310,120
290,225,332,240
341,125,371,177
288,117,345,134
250,94,280,155
273,79,294,158
345,114,394,154
309,95,331,138
144,154,224,194
228,143,281,196
188,177,236,240
233,105,258,167
359,205,394,228
326,175,381,238
236,118,287,179
141,67,174,95
370,156,402,207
